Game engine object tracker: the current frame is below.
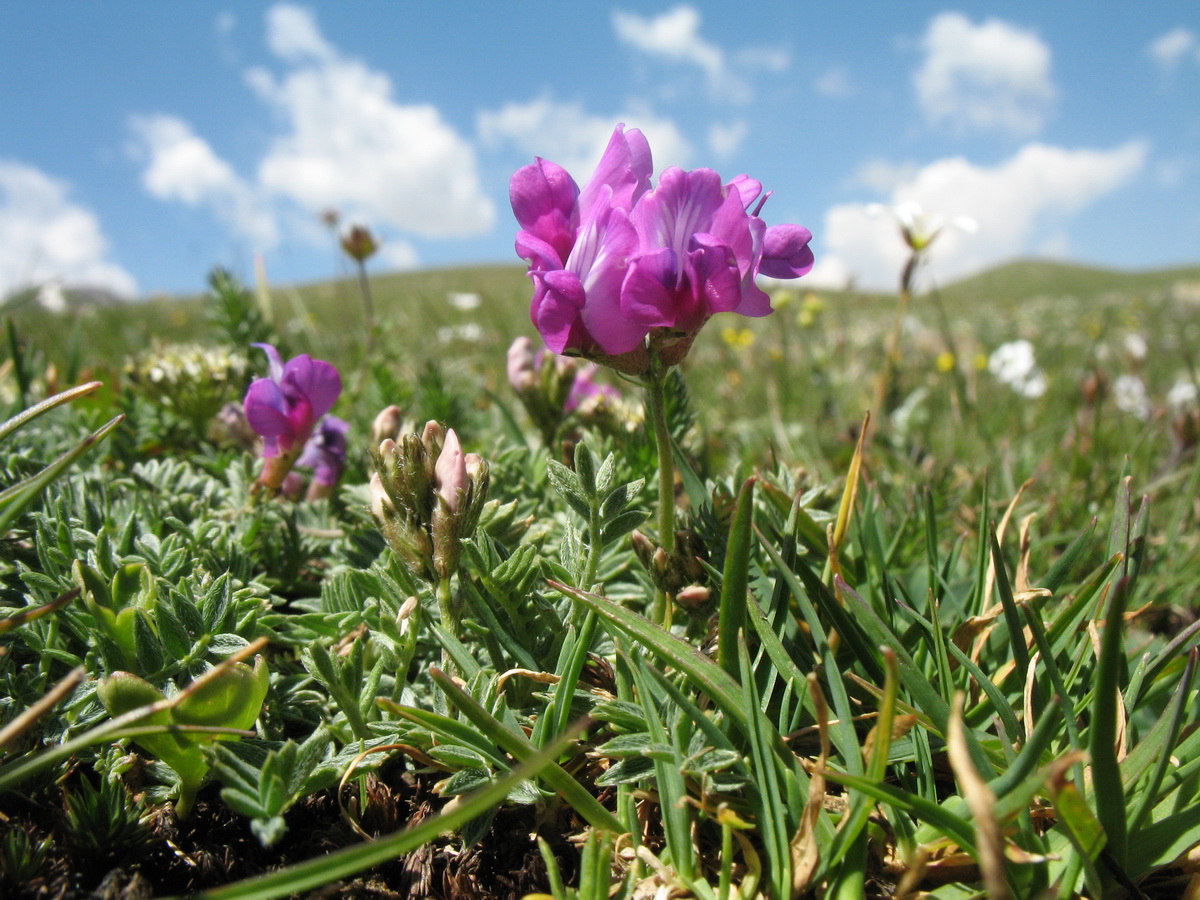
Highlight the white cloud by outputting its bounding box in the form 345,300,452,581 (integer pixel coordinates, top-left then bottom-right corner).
1148,27,1200,69
0,160,137,298
130,2,493,267
478,98,692,180
708,120,747,158
809,141,1148,291
814,66,855,99
263,2,335,62
248,4,493,238
612,5,751,100
613,6,724,79
128,114,278,246
914,12,1056,135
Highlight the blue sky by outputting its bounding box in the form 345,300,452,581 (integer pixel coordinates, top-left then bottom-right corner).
2,1,1198,300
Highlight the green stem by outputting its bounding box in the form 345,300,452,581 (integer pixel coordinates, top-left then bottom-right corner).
435,575,458,675
645,359,676,628
394,599,422,700
355,260,376,356
874,282,912,420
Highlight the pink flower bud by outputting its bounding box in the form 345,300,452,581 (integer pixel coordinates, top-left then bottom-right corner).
507,336,539,393
369,471,395,519
371,405,403,445
435,429,468,514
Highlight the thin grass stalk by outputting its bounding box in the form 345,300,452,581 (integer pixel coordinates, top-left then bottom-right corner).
717,478,755,682
1089,576,1131,881
429,666,623,834
1127,646,1198,835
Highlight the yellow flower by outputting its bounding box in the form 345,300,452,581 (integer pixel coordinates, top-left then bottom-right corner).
972,352,989,371
721,327,755,350
771,288,797,309
936,351,956,372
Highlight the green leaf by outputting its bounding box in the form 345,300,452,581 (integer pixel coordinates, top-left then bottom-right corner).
717,478,755,682
429,667,623,834
546,459,591,520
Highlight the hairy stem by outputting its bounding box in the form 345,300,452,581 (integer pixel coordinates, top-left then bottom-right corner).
645,359,676,628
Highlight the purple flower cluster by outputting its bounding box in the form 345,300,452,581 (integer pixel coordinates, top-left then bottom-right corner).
243,343,344,494
244,344,342,459
511,125,813,372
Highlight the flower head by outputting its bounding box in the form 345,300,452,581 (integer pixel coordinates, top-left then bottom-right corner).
869,201,977,252
988,339,1047,399
297,415,350,488
244,344,342,459
511,124,812,373
340,225,378,263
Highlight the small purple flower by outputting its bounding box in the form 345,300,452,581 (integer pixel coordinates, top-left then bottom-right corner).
510,125,813,371
566,363,620,413
243,344,342,459
297,415,350,487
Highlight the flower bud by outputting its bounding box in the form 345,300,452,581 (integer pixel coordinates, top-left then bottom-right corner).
340,224,378,262
435,429,468,515
507,336,539,394
369,471,395,520
371,405,404,445
370,422,489,583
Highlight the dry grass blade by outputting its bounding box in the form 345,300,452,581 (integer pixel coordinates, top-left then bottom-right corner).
947,691,1011,900
792,672,831,895
0,665,85,752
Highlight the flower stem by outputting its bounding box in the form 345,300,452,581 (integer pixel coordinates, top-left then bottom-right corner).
645,358,676,628
436,575,458,673
355,259,377,357
873,280,913,422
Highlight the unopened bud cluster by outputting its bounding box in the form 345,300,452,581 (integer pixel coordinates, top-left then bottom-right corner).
632,528,711,609
370,421,489,582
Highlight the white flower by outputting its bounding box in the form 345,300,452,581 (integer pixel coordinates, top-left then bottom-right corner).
988,339,1047,397
437,323,483,344
1123,333,1148,362
447,291,482,311
1167,377,1198,409
1113,374,1151,420
867,201,978,251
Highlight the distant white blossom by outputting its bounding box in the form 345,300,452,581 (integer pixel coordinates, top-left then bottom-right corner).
988,339,1047,398
447,291,481,311
867,200,978,252
1167,376,1198,409
1113,374,1151,420
1123,333,1148,362
437,323,483,344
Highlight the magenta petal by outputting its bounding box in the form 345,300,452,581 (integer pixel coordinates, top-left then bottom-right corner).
510,159,580,263
622,248,681,328
284,395,317,447
726,175,763,210
534,270,589,353
515,230,565,270
244,379,292,456
760,224,815,279
633,168,727,259
283,356,342,420
580,125,654,218
252,343,285,383
689,237,742,316
510,159,578,229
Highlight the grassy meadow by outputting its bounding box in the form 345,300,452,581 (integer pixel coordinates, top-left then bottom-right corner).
3,255,1200,899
